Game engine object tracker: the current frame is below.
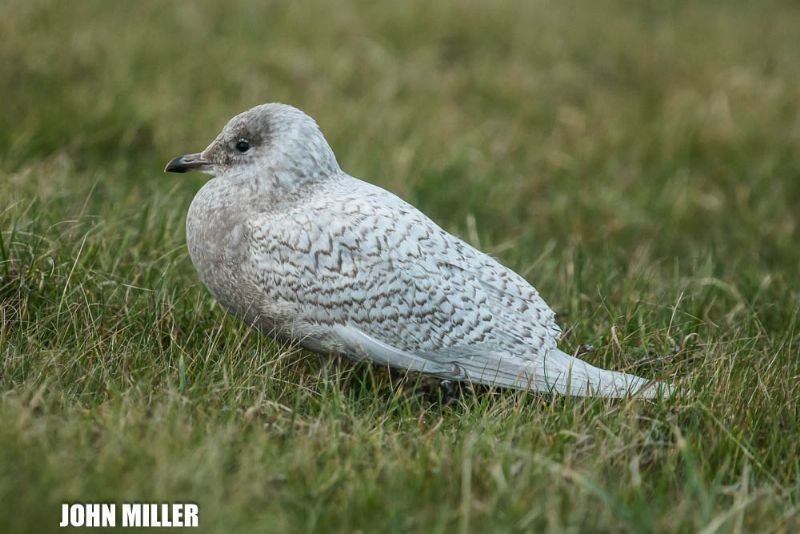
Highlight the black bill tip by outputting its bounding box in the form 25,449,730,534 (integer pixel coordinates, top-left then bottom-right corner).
165,155,191,173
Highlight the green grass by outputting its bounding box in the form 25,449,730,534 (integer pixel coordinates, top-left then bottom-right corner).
2,0,799,532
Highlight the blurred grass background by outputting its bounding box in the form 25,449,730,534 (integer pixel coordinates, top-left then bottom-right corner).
1,0,799,532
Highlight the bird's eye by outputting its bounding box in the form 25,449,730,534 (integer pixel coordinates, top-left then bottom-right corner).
235,139,251,153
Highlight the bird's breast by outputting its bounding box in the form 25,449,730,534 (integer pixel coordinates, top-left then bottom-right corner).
185,180,263,321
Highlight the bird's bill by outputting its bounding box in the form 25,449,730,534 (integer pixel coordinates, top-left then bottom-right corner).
164,153,212,173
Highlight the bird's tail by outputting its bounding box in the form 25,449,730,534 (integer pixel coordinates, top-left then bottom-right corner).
460,348,672,399
330,325,672,398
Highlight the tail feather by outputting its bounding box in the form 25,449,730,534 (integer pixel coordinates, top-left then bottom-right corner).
332,325,672,398
458,348,672,398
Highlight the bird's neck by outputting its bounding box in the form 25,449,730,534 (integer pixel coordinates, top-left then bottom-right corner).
213,165,340,213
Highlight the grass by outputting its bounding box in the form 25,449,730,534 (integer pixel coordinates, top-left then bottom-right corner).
1,0,799,531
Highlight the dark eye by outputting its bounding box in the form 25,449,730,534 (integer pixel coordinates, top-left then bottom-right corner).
235,139,250,153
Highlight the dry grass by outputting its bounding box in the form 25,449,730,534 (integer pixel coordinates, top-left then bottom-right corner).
1,0,799,532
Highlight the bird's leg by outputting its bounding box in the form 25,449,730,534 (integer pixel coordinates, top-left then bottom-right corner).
317,353,333,382
438,379,457,405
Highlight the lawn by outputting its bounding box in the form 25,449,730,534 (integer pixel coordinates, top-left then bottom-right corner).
1,0,799,532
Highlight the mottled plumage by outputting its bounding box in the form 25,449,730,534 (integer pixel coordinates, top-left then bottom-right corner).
165,103,669,397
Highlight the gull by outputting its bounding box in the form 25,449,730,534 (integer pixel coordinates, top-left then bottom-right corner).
165,103,671,398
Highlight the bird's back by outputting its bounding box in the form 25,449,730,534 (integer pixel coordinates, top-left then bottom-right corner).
235,175,562,361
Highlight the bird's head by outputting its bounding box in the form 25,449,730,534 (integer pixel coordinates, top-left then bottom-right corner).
165,103,340,184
